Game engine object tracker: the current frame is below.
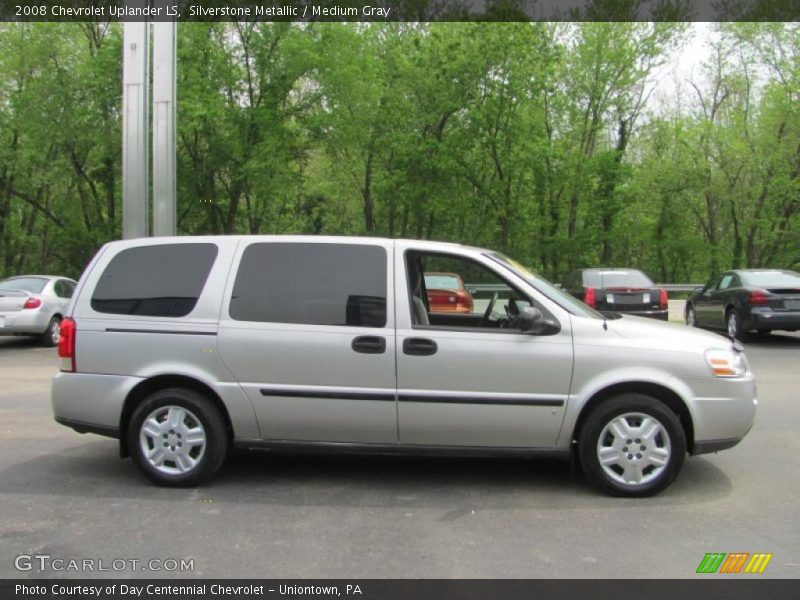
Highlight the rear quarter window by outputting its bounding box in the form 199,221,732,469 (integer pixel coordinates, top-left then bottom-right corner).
230,242,387,327
91,244,218,317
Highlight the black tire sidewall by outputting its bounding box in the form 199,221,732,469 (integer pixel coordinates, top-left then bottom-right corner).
41,316,60,347
578,394,687,497
127,388,228,487
686,305,696,327
727,308,749,341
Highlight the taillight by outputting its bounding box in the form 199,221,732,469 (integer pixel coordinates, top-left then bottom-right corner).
58,317,76,372
584,287,596,308
23,297,42,309
748,290,769,306
659,288,668,310
455,291,472,310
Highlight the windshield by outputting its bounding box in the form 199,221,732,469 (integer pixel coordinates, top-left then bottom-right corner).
0,277,47,293
583,270,653,288
488,253,603,319
740,271,800,288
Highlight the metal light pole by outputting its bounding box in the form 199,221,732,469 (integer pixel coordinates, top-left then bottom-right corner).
122,2,177,239
152,12,177,237
121,8,149,239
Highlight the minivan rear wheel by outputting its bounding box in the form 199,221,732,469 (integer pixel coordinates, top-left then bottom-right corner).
578,394,686,497
128,388,228,486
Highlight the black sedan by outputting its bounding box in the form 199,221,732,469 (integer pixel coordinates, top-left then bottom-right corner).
685,269,800,340
562,268,669,320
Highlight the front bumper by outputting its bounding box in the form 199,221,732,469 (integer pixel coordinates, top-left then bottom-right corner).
693,436,747,454
687,374,757,454
0,310,50,335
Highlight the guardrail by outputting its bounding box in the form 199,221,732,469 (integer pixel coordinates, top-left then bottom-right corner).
657,284,703,293
465,283,702,295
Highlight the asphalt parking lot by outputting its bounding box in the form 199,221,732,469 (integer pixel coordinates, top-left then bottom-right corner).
0,328,798,579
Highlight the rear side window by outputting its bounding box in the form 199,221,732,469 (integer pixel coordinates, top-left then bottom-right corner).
0,277,47,293
230,243,387,327
91,244,218,317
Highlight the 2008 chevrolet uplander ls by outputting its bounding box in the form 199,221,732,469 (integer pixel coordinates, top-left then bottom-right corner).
52,236,757,496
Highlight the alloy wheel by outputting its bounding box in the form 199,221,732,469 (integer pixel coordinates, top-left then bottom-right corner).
727,312,738,338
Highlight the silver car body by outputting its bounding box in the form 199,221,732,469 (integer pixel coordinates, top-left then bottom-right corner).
0,275,76,341
52,236,757,457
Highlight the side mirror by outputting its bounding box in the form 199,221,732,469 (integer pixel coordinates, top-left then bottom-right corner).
520,306,560,336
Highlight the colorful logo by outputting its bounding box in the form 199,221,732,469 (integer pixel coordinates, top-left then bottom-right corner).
696,552,773,574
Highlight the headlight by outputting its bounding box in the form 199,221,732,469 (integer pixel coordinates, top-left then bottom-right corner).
705,349,747,378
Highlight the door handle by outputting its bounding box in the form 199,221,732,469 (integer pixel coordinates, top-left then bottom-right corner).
351,336,386,354
403,337,438,356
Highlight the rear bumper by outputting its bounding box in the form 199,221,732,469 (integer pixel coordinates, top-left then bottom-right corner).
54,417,119,439
52,371,142,432
0,310,50,334
602,309,668,321
748,309,800,331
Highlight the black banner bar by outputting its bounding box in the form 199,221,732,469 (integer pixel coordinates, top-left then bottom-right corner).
3,579,800,600
2,0,799,22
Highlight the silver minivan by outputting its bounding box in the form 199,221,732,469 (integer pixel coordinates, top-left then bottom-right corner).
52,236,757,496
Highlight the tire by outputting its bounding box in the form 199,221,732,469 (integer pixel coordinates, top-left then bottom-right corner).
726,308,749,341
685,305,697,328
41,316,61,347
578,394,686,497
128,388,228,487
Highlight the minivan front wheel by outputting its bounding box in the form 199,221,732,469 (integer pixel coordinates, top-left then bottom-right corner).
128,388,228,486
578,394,686,497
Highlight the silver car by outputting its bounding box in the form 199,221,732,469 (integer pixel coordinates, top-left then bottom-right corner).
0,275,76,346
51,237,757,496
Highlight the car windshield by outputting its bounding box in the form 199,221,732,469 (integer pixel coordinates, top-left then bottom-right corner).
740,271,800,288
424,274,460,290
0,277,47,293
582,270,653,288
488,253,603,319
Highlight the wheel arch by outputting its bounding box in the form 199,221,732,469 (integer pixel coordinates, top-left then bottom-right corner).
572,381,694,453
119,374,234,458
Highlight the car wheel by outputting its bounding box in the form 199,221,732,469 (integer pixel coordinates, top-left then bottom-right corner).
128,388,228,487
578,394,686,497
41,316,61,347
685,305,697,327
726,309,749,341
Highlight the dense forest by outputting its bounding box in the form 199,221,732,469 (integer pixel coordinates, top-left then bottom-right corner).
0,22,797,283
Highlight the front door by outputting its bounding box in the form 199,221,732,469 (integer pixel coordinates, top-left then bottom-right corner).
218,240,397,444
394,246,573,448
694,275,723,328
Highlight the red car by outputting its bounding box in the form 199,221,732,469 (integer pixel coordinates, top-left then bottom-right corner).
424,272,474,314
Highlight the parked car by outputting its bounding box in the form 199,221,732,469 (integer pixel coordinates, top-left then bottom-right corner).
0,275,77,346
423,271,474,314
563,268,668,321
686,269,800,340
52,237,756,496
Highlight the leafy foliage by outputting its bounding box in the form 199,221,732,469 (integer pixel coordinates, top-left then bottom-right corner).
0,22,797,282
